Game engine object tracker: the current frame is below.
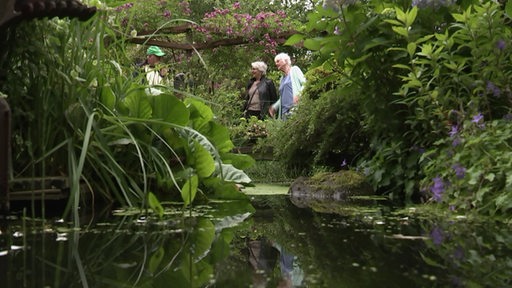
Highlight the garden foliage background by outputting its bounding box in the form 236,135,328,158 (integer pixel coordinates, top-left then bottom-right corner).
1,0,512,221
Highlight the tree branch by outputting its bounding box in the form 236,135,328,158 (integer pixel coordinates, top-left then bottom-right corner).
127,30,298,50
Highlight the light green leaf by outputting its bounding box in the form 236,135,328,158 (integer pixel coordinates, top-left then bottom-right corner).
303,38,323,51
193,141,215,178
220,152,256,170
407,6,418,26
392,64,412,70
407,42,416,58
148,192,164,218
392,26,408,38
506,0,512,18
152,93,189,125
100,84,116,111
185,98,214,129
198,122,234,153
395,7,406,24
485,173,496,182
124,89,152,119
284,34,304,46
215,163,252,184
181,174,198,206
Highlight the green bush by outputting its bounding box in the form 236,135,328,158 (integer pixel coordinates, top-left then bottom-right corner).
274,0,512,220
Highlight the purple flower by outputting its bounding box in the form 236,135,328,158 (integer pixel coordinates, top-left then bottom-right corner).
452,137,461,147
486,81,501,97
503,114,512,121
430,227,444,245
430,176,445,202
471,113,483,124
341,159,347,167
449,125,459,137
471,113,485,129
496,39,506,51
452,246,464,260
163,10,171,18
451,163,466,179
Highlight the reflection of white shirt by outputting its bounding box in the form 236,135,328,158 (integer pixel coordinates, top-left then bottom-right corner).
144,66,164,85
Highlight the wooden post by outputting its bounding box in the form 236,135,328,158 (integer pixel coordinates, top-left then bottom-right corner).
0,97,10,213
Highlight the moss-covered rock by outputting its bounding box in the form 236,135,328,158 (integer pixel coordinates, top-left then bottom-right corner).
289,170,376,213
290,170,373,199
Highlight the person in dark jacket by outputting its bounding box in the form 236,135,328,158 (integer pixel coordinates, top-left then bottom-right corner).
243,61,278,120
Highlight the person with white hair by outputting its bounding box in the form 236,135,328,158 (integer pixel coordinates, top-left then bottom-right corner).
269,53,306,120
243,61,278,119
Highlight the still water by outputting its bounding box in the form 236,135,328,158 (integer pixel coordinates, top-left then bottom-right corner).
1,193,511,287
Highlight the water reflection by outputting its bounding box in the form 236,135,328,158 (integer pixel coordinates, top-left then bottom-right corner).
247,238,303,288
1,195,512,287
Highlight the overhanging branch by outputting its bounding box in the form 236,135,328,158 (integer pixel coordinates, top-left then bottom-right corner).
127,30,299,50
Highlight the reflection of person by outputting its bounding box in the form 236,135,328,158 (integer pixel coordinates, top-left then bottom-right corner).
247,238,303,288
269,53,306,120
243,61,278,120
144,46,168,85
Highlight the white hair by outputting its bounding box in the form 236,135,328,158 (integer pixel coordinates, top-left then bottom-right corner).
274,53,291,65
251,61,268,75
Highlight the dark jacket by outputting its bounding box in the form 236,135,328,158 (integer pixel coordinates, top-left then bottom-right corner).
244,76,278,119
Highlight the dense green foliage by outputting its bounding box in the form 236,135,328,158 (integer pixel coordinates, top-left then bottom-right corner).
269,0,512,218
0,9,254,219
3,0,512,221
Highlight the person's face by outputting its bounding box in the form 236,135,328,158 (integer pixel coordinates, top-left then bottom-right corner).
251,67,263,79
147,54,159,66
274,58,287,72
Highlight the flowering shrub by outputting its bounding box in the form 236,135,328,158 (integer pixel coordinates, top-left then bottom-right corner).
274,0,512,219
230,116,271,147
109,0,297,55
195,4,293,54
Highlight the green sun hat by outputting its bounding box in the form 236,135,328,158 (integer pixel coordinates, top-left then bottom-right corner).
147,46,165,56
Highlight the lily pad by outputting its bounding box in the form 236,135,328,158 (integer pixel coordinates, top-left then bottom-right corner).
242,183,290,195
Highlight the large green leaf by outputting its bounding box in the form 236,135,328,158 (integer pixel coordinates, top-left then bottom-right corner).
203,178,249,200
304,38,323,51
184,98,214,130
198,122,234,153
215,163,251,184
100,84,116,111
123,89,152,119
219,152,255,170
284,33,304,46
193,141,215,178
176,126,220,162
151,93,189,125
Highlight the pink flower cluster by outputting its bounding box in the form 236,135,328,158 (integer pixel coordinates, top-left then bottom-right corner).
196,5,291,53
115,2,134,11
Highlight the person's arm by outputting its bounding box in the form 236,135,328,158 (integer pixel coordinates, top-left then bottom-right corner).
291,66,306,103
269,99,279,118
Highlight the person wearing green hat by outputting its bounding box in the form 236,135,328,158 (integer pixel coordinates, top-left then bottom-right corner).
144,45,168,86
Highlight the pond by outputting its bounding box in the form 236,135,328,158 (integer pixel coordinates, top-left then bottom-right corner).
1,185,511,287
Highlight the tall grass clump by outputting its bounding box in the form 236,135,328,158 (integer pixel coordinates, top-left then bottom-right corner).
0,7,253,221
